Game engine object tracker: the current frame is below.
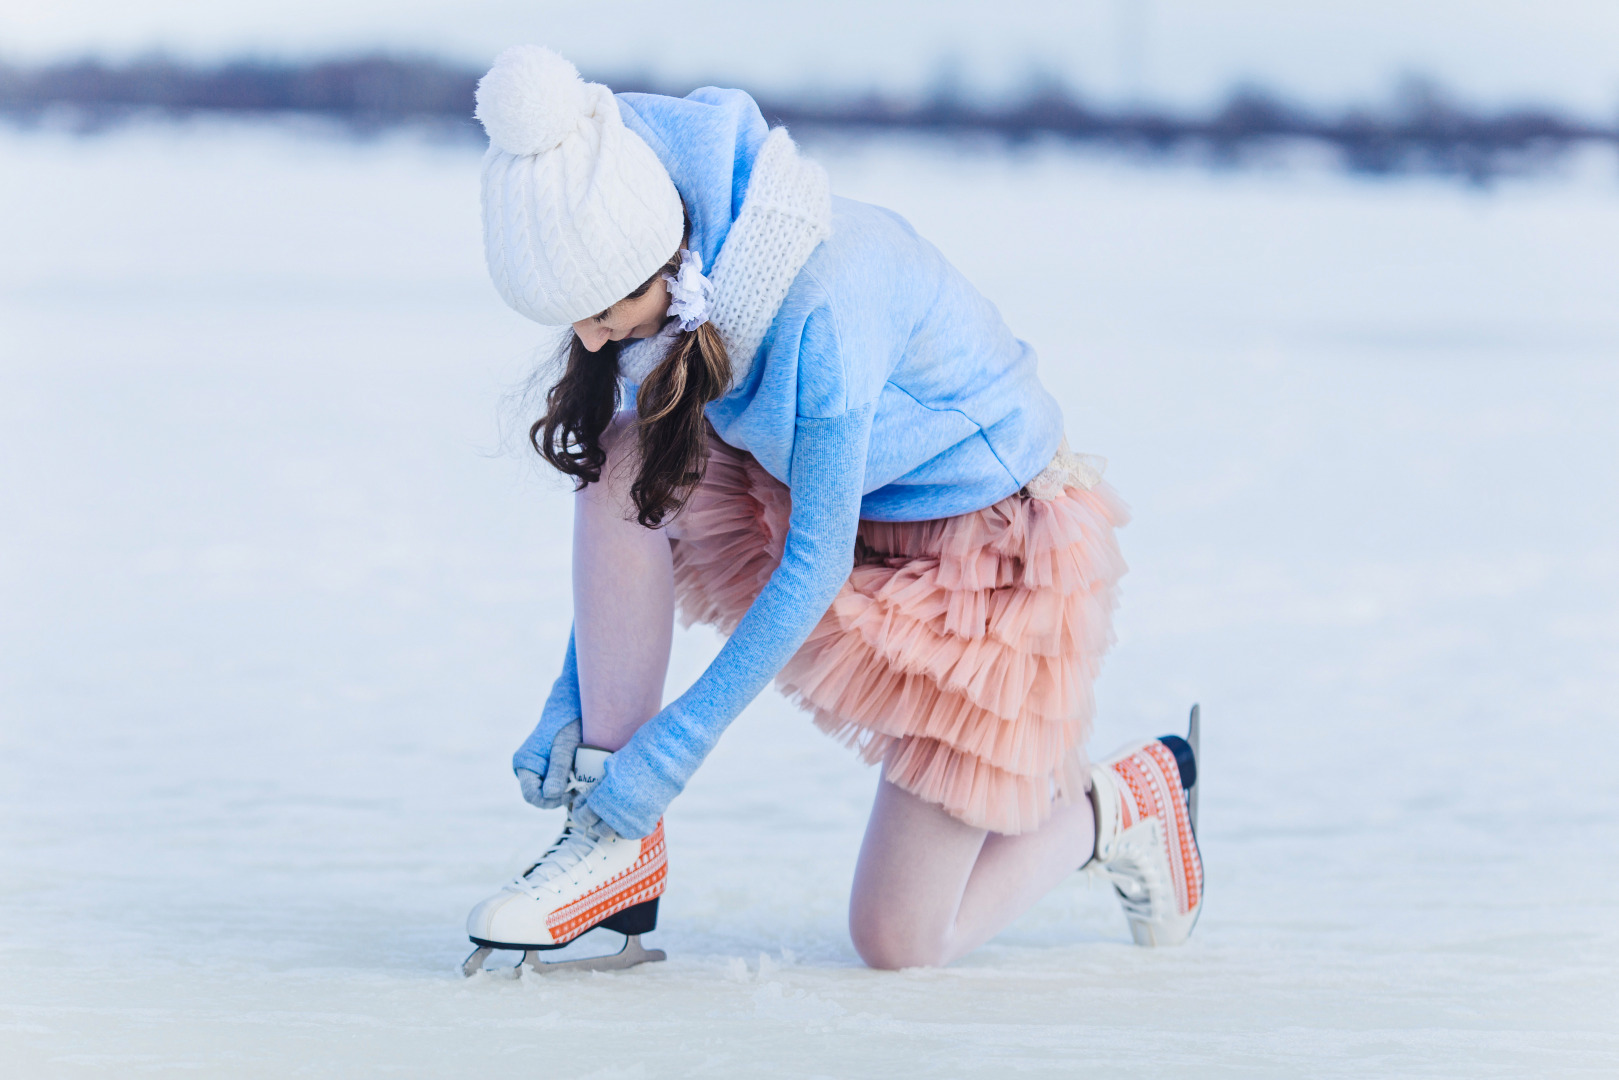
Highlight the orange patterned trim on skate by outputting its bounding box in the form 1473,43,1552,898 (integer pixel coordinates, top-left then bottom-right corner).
1110,743,1203,914
546,820,669,943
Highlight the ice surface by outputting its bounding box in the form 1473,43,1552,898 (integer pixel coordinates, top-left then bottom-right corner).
1,122,1616,1077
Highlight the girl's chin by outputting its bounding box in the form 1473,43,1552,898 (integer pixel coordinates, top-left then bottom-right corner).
626,317,674,341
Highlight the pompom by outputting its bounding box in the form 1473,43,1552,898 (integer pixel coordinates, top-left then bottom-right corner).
474,45,596,156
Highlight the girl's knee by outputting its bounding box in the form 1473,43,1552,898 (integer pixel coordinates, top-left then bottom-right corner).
849,905,951,970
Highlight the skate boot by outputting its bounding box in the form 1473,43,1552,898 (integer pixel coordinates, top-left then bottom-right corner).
1087,705,1203,947
462,746,668,976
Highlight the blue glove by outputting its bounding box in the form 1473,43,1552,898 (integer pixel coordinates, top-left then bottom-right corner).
516,719,582,809
513,630,583,807
574,705,691,838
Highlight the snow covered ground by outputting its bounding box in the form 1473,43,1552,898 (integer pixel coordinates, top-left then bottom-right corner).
1,122,1617,1077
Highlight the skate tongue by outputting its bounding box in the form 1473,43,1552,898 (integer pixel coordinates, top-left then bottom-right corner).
570,746,611,794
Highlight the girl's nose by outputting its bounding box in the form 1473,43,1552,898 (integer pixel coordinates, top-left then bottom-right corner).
573,321,610,352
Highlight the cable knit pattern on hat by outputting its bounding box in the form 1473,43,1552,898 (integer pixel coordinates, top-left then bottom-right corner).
476,45,684,326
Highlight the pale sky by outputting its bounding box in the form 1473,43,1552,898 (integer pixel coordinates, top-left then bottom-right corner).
3,0,1617,115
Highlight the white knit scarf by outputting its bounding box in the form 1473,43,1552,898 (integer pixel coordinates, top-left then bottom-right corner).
617,128,833,387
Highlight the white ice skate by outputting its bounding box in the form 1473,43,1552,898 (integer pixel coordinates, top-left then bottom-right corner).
463,746,668,976
1087,705,1204,947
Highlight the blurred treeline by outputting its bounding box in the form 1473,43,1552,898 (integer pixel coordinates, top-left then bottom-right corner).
2,54,1612,180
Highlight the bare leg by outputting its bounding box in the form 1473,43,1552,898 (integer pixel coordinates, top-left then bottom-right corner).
848,768,1096,969
574,411,674,751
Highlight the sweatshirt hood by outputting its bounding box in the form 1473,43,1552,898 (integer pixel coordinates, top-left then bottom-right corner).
614,88,772,272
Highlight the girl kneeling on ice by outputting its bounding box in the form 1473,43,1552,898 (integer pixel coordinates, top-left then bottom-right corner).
461,46,1202,975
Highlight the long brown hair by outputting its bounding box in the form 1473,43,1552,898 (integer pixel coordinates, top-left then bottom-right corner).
530,254,732,528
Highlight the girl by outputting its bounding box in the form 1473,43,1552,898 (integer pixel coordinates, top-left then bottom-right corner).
461,46,1201,975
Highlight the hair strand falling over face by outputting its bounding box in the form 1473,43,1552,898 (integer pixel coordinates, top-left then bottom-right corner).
530,254,732,528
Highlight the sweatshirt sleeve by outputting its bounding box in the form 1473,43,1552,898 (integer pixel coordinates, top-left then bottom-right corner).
582,404,875,838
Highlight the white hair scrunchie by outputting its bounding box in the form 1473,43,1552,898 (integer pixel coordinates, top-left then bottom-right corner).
663,248,716,332
615,248,719,384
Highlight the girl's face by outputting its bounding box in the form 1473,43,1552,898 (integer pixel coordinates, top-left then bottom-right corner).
572,275,670,352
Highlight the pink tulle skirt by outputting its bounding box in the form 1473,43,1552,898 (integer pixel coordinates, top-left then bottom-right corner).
666,434,1129,835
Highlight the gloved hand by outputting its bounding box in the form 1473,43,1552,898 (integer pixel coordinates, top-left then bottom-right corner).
567,795,613,839
515,718,582,810
566,702,698,840
513,630,583,807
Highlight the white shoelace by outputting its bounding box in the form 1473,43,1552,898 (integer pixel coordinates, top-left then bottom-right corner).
512,815,601,894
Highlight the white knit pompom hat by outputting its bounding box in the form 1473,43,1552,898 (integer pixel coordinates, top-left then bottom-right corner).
475,45,683,326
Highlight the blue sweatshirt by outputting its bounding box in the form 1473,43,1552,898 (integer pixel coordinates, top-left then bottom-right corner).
511,87,1064,837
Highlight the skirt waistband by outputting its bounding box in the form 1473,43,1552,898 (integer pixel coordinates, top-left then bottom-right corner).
1022,440,1107,501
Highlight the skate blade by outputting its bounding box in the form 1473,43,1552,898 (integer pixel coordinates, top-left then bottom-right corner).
462,945,497,977
521,934,666,976
462,935,666,977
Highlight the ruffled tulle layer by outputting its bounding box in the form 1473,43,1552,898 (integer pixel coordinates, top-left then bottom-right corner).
667,434,1128,834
